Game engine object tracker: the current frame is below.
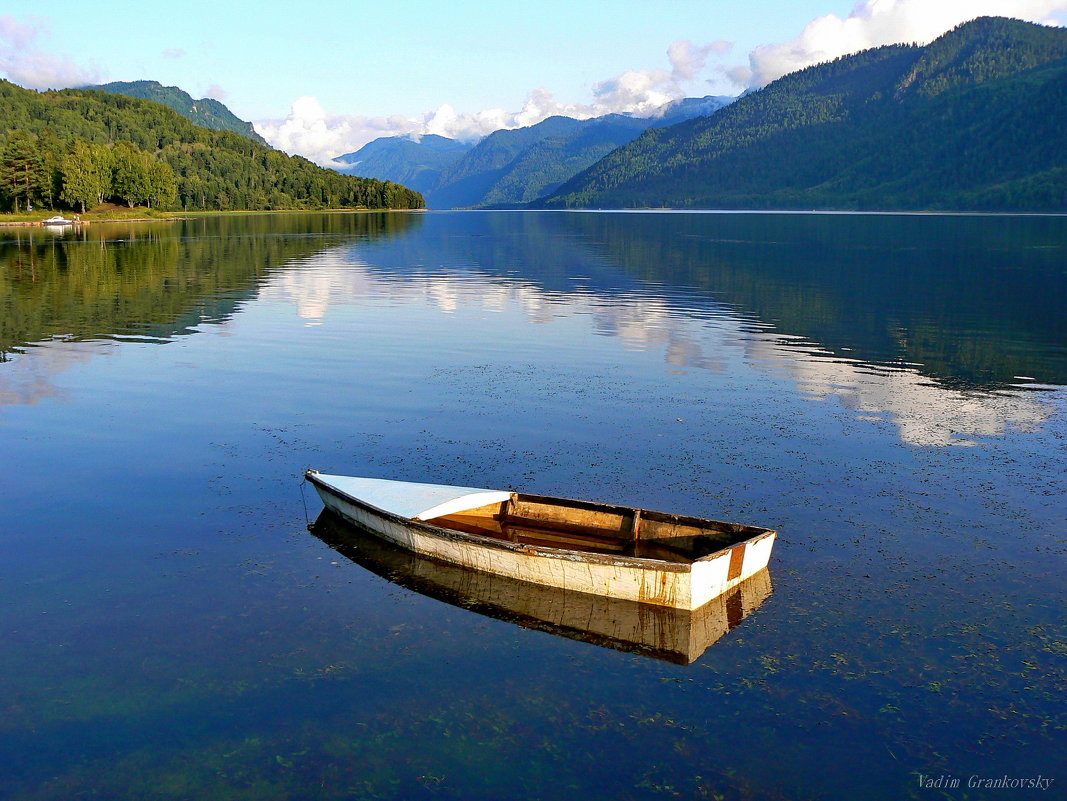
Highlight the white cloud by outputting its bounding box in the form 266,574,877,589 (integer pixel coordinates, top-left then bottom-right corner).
0,15,102,89
255,93,580,165
669,39,732,81
204,83,228,101
257,38,735,164
586,38,734,117
162,47,186,59
736,0,1067,88
254,97,424,164
589,68,677,116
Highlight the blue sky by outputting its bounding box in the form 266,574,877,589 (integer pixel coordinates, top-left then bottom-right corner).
2,0,1065,162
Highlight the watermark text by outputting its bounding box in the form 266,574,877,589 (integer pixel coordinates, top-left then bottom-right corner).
918,774,1055,791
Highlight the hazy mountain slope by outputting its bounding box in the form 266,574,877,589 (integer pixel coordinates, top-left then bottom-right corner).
427,116,584,208
424,97,732,208
333,134,473,194
476,115,652,206
540,17,1067,212
91,80,268,144
332,95,733,210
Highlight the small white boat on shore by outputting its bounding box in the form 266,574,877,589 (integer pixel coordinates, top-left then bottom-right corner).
42,215,74,225
304,471,777,610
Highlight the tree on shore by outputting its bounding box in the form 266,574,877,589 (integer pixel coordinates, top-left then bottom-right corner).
111,141,152,207
61,140,112,212
2,132,44,212
146,159,178,208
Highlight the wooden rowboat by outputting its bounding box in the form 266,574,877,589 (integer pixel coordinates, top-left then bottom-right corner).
304,471,777,611
311,510,774,664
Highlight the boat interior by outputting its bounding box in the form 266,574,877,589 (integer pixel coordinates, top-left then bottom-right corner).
421,494,770,563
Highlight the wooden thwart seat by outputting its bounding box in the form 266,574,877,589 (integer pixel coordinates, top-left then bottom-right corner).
429,511,701,562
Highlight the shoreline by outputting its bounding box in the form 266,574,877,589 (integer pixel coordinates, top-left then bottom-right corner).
0,217,182,228
0,208,424,228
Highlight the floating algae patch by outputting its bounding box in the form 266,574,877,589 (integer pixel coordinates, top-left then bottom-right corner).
4,673,802,801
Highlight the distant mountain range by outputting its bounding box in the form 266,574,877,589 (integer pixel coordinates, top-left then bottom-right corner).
333,96,734,208
333,133,472,195
89,80,268,145
540,17,1067,212
47,14,1064,214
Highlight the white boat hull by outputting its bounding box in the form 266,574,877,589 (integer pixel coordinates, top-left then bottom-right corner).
313,511,775,664
307,473,776,611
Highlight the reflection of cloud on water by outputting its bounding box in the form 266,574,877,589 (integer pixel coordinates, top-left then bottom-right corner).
0,340,111,407
11,245,1035,447
257,252,371,325
259,252,1055,447
265,250,1056,448
591,297,724,373
259,250,723,373
744,338,1051,447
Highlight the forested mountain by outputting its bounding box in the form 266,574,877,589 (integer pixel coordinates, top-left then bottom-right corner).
334,95,732,209
541,17,1067,212
429,96,732,208
469,114,654,207
429,115,634,208
333,134,473,193
91,80,268,145
0,80,423,212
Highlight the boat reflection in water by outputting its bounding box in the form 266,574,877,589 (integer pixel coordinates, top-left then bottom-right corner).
310,510,774,665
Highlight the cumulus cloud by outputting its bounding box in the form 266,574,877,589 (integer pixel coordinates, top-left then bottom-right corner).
668,39,732,81
587,38,734,117
205,83,228,101
735,0,1067,88
0,14,102,89
254,97,425,164
258,39,735,164
162,47,186,59
255,93,577,165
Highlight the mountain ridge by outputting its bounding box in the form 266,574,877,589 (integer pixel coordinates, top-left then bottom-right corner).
332,95,733,209
539,17,1067,212
89,80,268,145
334,134,473,194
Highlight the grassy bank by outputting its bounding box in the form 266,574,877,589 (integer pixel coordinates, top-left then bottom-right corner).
0,204,178,225
0,205,428,227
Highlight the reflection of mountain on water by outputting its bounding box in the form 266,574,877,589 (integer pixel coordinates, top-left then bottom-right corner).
295,211,1059,447
0,213,422,360
311,510,774,665
346,211,1067,389
351,210,645,296
561,212,1067,390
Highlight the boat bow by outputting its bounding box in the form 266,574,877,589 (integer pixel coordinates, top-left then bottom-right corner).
307,472,511,521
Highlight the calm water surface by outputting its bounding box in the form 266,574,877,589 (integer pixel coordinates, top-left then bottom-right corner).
1,211,1064,800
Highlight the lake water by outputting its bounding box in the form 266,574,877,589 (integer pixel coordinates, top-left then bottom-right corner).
1,211,1064,800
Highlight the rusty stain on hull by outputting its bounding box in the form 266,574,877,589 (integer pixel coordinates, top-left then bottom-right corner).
728,543,746,582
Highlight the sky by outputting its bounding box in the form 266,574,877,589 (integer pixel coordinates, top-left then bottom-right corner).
2,0,1065,164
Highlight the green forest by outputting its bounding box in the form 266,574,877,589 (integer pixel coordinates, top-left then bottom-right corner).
0,81,424,213
92,80,269,145
540,17,1067,212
